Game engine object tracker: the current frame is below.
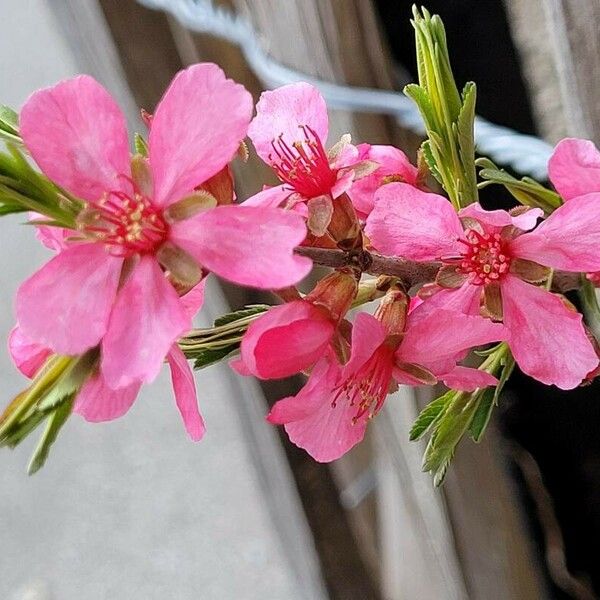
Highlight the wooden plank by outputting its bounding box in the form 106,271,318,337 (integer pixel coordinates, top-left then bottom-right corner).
506,0,600,142
49,3,328,599
233,2,463,598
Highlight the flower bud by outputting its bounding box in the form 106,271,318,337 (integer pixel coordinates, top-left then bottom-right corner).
374,288,409,336
306,269,358,322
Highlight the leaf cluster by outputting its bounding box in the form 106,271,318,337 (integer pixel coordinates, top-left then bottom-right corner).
410,343,514,485
406,6,478,209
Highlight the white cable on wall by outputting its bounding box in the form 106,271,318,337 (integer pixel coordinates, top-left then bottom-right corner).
137,0,554,180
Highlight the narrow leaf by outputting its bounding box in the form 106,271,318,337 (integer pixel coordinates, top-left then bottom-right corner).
213,305,269,328
409,391,453,441
27,394,74,475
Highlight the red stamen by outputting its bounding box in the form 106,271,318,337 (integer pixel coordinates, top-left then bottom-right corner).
333,344,395,424
82,181,168,257
268,125,337,198
451,228,512,286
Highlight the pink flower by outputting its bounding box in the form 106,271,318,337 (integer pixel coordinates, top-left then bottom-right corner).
9,282,208,441
16,65,312,392
548,138,600,201
267,295,503,462
234,270,357,379
548,138,600,284
349,143,421,219
365,183,600,389
244,83,379,235
234,300,335,379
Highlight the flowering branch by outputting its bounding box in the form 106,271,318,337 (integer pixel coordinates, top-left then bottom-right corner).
1,6,600,488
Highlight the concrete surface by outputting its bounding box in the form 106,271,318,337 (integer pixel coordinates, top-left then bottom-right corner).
0,2,316,598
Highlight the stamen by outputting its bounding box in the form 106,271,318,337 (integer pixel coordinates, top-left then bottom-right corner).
268,125,338,198
451,228,512,286
333,345,395,424
82,182,168,257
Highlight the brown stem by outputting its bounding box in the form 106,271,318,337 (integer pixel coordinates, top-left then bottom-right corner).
295,246,584,293
295,246,440,288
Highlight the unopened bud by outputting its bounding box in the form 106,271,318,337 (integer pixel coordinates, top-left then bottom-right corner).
306,269,358,323
375,289,409,336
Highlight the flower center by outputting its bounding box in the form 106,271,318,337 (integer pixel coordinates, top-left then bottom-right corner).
333,344,395,424
83,189,168,257
457,228,511,285
269,125,338,198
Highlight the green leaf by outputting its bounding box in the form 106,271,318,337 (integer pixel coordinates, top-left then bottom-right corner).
134,132,149,157
36,351,97,412
409,391,453,441
469,347,514,442
476,160,562,213
213,305,269,328
404,84,437,132
456,81,478,204
0,105,19,134
27,395,74,475
422,392,479,486
420,140,443,185
468,388,495,442
193,345,239,370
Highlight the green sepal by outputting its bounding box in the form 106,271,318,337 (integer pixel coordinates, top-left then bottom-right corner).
134,132,149,157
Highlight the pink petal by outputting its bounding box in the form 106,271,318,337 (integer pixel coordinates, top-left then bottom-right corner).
74,371,141,422
20,75,131,201
170,205,312,289
411,283,483,322
441,366,498,391
180,278,206,319
268,357,364,462
501,275,598,389
17,244,123,355
240,300,334,379
459,203,543,231
329,141,359,170
29,213,71,252
8,326,51,379
248,83,329,166
242,184,291,208
167,344,205,441
101,256,191,388
548,138,600,200
149,63,253,207
365,183,463,260
349,144,419,218
343,312,388,377
399,309,506,367
330,169,355,199
510,194,600,272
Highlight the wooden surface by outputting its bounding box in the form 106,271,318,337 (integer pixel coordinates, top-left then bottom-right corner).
506,0,600,143
90,1,551,598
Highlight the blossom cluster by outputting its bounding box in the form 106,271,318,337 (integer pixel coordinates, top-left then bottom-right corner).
3,59,600,474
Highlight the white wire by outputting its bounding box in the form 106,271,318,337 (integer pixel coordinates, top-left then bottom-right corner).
137,0,553,180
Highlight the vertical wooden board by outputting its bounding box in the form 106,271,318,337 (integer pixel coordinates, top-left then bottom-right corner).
506,0,600,142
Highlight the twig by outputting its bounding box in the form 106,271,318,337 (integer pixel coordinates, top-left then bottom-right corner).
294,247,440,287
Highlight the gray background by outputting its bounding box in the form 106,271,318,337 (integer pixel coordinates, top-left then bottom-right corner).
0,2,312,598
